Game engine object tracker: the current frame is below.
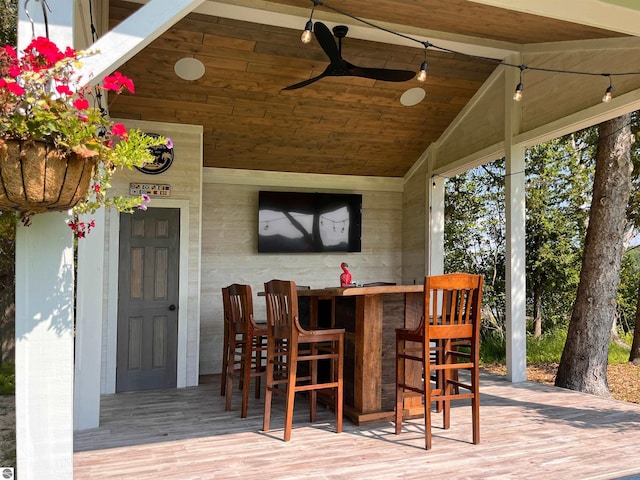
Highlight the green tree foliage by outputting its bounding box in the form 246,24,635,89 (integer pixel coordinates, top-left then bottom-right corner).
618,249,640,334
446,117,640,358
525,137,590,336
445,135,595,341
0,0,17,46
444,160,506,339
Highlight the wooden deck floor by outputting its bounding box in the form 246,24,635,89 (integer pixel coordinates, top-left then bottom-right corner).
74,373,640,480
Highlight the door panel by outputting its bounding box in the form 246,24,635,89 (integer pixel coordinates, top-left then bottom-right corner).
116,208,180,392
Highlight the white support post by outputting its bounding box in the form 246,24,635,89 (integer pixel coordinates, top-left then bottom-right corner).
74,209,106,430
15,2,76,478
428,175,446,277
15,213,75,480
505,58,527,382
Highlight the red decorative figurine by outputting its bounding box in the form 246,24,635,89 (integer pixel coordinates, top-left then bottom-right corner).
340,262,352,287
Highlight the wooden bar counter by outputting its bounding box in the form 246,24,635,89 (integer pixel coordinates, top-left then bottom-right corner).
297,284,424,425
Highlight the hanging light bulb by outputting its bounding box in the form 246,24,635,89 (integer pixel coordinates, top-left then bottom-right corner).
300,6,315,44
301,20,313,44
417,45,428,82
513,82,523,102
602,75,613,103
513,66,525,102
417,61,428,82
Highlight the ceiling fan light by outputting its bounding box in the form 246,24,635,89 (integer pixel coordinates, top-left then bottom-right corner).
417,61,428,82
301,20,314,44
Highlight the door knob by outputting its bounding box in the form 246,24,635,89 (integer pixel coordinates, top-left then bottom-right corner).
168,304,177,311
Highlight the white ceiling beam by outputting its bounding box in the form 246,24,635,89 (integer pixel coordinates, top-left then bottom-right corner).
521,35,640,54
77,0,205,85
467,0,640,37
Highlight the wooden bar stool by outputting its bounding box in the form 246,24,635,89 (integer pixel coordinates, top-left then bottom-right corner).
220,286,231,397
262,279,345,441
223,284,268,418
395,273,483,449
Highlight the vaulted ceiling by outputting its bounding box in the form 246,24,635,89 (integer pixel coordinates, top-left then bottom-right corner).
107,0,636,177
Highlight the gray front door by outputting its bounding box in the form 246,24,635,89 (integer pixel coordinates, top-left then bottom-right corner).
116,207,180,392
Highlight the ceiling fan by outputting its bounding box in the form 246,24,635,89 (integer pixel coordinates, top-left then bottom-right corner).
282,22,416,90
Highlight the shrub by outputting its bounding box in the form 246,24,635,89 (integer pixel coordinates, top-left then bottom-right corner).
0,362,14,395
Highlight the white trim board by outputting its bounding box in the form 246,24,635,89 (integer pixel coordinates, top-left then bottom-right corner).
204,167,404,192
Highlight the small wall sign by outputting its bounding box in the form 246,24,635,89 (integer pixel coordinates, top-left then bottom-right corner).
130,183,171,197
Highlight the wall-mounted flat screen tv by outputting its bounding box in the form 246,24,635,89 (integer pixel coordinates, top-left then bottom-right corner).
258,191,362,253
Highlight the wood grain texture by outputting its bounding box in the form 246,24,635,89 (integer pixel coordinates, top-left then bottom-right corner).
107,1,629,178
74,372,640,480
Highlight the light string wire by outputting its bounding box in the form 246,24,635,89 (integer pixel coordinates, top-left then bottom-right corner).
308,0,640,80
430,118,636,183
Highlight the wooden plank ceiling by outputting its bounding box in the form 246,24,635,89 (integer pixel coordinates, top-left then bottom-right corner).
108,0,626,177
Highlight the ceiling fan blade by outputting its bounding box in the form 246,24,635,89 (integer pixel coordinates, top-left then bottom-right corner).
313,22,341,65
347,66,416,82
282,71,328,90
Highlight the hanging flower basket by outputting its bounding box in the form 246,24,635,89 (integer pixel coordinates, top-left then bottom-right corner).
0,37,170,236
0,138,98,215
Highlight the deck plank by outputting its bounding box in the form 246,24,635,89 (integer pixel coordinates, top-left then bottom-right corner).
74,373,640,480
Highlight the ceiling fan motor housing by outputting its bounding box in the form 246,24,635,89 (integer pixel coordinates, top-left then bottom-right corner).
332,25,349,38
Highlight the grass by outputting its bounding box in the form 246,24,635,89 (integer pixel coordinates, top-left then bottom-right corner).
480,328,632,365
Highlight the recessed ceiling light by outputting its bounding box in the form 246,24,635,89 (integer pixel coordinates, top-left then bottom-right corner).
400,87,426,106
174,57,205,81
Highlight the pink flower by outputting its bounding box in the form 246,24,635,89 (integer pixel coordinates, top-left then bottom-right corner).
111,123,128,139
73,98,89,110
5,82,25,96
8,65,20,78
68,219,96,238
103,72,135,94
56,85,73,95
4,45,17,60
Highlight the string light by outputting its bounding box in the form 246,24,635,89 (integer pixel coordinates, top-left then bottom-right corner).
300,3,316,44
303,0,640,104
417,46,428,82
602,75,613,103
513,66,526,102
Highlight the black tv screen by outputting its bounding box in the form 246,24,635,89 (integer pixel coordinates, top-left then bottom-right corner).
258,191,362,253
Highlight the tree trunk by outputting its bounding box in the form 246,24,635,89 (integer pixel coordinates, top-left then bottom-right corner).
533,289,542,338
630,282,640,364
555,114,633,396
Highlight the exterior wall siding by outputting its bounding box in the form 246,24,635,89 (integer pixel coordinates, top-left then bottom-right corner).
200,176,404,375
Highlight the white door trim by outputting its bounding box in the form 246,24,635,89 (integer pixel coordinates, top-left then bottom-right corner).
104,200,191,393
